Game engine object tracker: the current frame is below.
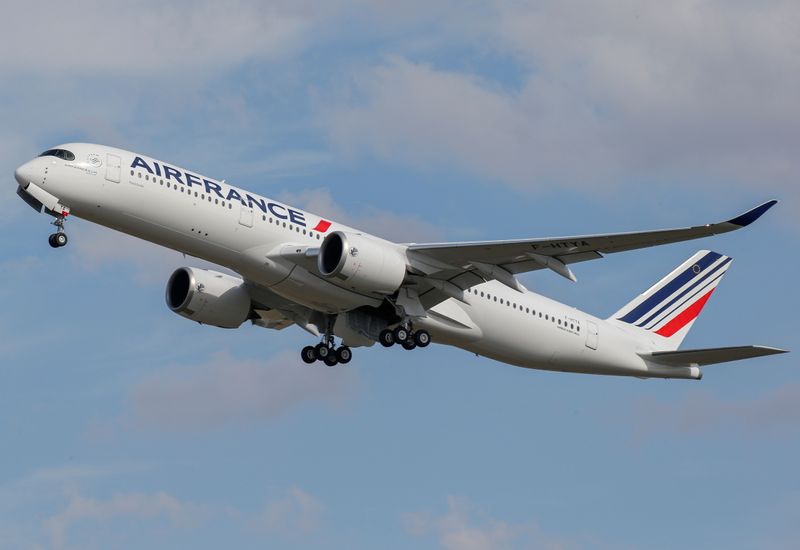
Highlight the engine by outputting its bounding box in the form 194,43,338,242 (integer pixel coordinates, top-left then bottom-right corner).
165,267,251,328
318,231,407,295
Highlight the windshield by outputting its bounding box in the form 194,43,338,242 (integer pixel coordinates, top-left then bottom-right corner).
38,149,75,161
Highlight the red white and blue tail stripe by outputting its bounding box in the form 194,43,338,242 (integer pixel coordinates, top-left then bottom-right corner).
611,250,732,348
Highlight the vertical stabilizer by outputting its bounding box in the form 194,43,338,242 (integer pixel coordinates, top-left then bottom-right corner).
609,250,732,350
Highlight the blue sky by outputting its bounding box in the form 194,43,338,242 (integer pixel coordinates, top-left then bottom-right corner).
1,2,798,549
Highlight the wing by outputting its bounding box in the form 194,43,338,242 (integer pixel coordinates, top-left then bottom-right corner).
405,201,777,308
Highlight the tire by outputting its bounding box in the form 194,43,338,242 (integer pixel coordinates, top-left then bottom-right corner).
414,330,431,348
393,326,409,344
314,343,330,360
324,354,338,367
336,346,352,364
378,329,394,347
54,233,68,247
48,234,58,248
402,339,417,351
301,346,317,364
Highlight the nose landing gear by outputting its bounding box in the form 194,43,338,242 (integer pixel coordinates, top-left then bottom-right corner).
48,213,68,248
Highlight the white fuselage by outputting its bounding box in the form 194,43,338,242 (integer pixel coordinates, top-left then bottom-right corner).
15,143,699,379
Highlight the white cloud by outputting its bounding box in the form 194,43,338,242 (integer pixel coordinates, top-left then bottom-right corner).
403,496,572,550
321,1,800,204
257,487,324,535
44,489,202,550
277,187,444,242
631,383,800,441
0,1,310,76
130,351,358,432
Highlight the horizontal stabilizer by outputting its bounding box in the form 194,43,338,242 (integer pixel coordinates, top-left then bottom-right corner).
641,346,787,367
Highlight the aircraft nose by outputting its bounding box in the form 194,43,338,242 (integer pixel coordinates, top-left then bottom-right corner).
14,160,36,187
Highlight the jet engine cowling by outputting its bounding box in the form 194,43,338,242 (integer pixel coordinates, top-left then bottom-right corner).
166,267,251,328
318,231,407,295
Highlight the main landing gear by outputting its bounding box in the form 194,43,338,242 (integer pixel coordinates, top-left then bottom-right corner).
301,334,352,367
378,324,430,351
48,213,68,248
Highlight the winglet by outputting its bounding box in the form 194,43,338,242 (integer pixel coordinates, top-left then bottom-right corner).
727,200,778,227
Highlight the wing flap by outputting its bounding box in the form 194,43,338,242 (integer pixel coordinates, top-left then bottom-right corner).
641,345,788,367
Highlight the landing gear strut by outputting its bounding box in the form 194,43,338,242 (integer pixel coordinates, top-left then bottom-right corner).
300,319,352,366
379,322,430,351
48,213,68,248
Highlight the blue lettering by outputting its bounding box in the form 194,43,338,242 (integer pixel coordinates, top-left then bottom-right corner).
203,179,225,198
268,203,288,219
288,209,306,226
226,189,243,203
131,156,153,174
246,194,267,213
185,173,202,188
153,162,162,177
163,166,184,184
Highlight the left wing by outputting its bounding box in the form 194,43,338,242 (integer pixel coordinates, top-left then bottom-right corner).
404,200,777,308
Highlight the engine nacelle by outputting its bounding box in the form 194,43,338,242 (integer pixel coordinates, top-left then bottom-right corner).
318,231,407,295
165,267,251,328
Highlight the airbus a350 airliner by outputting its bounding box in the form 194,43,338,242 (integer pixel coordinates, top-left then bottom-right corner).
14,144,787,379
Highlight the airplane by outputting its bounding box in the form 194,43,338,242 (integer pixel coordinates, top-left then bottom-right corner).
13,144,787,379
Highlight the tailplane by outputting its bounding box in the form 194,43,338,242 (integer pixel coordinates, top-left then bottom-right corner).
610,250,732,350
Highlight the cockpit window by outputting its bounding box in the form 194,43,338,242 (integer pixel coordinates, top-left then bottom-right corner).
38,149,75,161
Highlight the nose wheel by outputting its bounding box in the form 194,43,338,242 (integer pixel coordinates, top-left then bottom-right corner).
48,213,68,248
48,232,68,248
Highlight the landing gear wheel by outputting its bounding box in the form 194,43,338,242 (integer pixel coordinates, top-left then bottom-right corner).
393,326,410,344
414,330,431,348
301,346,317,364
314,343,330,360
402,339,417,351
336,346,352,364
324,354,338,367
48,233,67,248
378,329,395,347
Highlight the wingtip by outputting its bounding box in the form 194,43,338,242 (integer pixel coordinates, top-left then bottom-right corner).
727,199,778,227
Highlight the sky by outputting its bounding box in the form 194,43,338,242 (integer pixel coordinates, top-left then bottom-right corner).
1,1,798,548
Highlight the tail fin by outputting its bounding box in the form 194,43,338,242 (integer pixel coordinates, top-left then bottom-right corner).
609,250,733,350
